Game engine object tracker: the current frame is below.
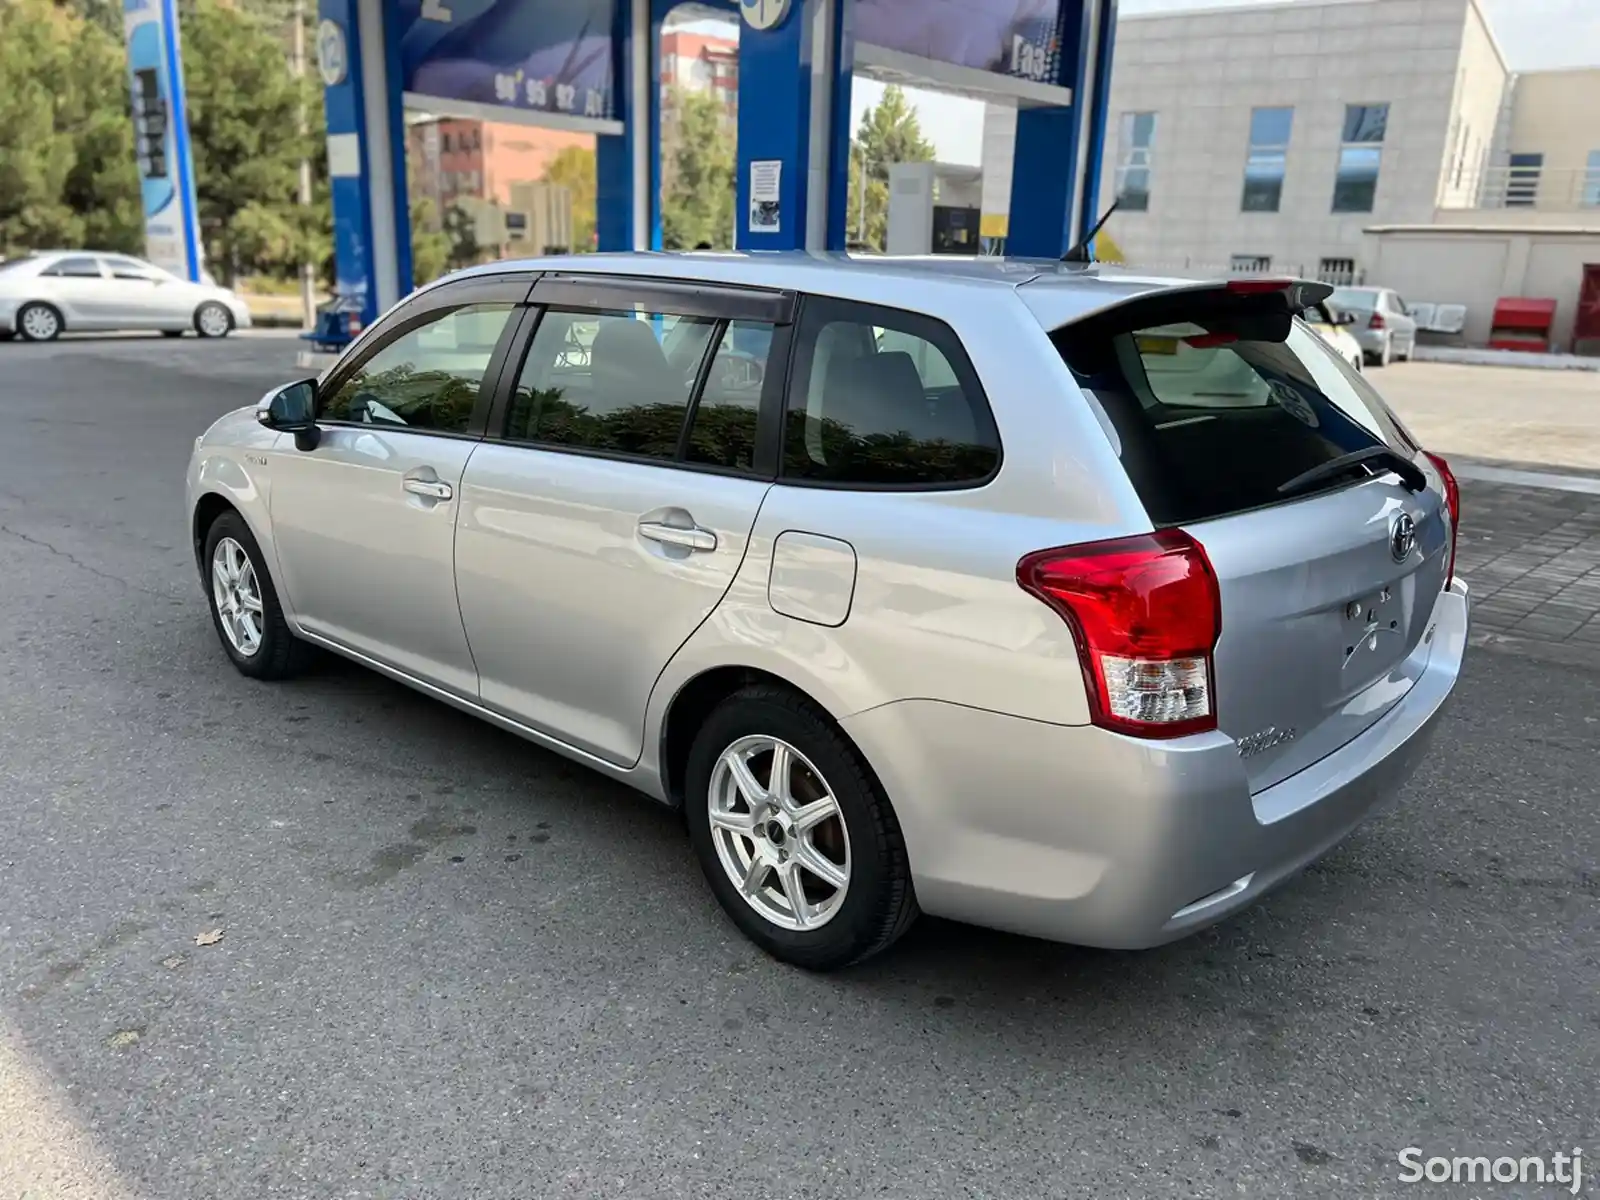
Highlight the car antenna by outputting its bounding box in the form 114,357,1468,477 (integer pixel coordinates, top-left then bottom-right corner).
1060,198,1121,265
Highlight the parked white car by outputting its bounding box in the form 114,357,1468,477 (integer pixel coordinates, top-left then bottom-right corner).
0,251,251,342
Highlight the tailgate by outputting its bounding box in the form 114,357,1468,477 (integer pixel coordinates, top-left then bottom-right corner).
1048,278,1455,788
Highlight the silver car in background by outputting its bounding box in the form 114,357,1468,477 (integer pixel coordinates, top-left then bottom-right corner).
0,250,251,342
1327,285,1419,367
186,254,1468,970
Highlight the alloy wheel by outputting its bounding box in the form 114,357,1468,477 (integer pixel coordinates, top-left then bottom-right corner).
20,306,60,341
197,304,231,338
211,536,264,657
707,735,852,931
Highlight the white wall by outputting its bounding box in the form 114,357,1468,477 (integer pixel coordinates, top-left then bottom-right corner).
1362,226,1600,347
1436,0,1510,207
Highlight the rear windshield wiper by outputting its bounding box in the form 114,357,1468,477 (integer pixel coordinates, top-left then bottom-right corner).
1277,445,1427,498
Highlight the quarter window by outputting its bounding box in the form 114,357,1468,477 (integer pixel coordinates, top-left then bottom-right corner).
322,303,515,434
1332,103,1388,213
781,299,999,488
684,321,773,471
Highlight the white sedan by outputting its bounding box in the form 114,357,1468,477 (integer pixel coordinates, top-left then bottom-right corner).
0,250,252,342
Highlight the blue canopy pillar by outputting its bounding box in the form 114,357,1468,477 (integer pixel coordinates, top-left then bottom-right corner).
1004,0,1118,258
317,0,410,328
735,0,846,252
596,0,659,251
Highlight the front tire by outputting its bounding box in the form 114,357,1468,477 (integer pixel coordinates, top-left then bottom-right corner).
195,302,234,338
203,509,309,680
17,302,62,342
684,685,918,970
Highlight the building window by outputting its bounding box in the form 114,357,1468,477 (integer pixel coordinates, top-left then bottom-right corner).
1230,254,1272,275
1318,257,1357,286
1332,103,1388,213
1241,106,1293,212
1505,152,1542,206
1585,150,1600,207
441,132,453,152
1115,112,1156,211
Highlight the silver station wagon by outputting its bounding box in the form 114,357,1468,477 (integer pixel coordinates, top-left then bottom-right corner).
186,254,1468,970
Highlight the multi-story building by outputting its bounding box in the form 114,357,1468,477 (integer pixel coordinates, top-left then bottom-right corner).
407,117,590,215
659,29,739,117
980,0,1600,348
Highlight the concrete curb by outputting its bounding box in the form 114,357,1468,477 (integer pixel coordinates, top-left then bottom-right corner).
1413,345,1600,371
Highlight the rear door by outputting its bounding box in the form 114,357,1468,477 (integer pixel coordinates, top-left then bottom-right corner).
453,274,790,766
38,255,117,327
1051,282,1452,790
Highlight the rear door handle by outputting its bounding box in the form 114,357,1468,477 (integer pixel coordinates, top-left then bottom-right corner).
403,478,453,501
637,520,717,552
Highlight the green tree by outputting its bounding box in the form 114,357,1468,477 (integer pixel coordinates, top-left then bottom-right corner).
846,84,934,251
659,87,734,250
542,144,596,252
180,0,319,281
0,0,140,255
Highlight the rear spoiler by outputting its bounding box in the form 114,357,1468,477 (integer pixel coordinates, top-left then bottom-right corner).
1021,275,1335,334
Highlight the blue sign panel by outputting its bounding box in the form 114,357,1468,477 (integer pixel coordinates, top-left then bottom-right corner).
394,0,617,123
123,0,203,280
854,0,1071,87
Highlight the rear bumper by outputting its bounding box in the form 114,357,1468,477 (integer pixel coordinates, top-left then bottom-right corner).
842,579,1469,949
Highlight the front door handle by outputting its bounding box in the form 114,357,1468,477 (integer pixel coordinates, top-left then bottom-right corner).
637,520,717,552
403,477,453,501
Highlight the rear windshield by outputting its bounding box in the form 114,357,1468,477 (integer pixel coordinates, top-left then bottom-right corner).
1053,294,1417,526
1328,287,1379,310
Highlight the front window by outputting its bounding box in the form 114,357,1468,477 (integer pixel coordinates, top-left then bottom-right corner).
323,304,517,434
1241,106,1293,212
1115,112,1156,212
1332,103,1388,213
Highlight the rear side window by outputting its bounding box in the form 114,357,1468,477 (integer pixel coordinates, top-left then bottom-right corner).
1054,293,1417,525
44,256,102,278
781,298,999,487
508,308,776,471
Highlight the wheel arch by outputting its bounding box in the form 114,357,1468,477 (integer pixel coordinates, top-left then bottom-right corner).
656,664,858,810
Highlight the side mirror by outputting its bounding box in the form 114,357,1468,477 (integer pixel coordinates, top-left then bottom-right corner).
256,379,321,451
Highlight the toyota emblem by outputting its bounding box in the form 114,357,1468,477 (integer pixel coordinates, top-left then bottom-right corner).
1390,511,1416,562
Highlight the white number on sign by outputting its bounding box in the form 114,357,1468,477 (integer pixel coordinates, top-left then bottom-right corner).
420,0,452,22
1011,34,1045,81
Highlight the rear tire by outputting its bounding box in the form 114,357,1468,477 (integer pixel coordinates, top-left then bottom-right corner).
684,685,918,970
202,509,311,680
17,302,62,342
194,302,233,338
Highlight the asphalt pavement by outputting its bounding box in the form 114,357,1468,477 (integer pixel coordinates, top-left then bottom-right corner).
1,334,1596,1199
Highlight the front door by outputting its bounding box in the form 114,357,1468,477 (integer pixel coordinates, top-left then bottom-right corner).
100,255,192,327
455,294,783,765
268,297,521,695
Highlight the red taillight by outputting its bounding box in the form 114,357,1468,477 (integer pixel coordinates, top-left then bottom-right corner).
1368,311,1386,330
1424,451,1460,587
1017,530,1221,738
1225,277,1294,295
